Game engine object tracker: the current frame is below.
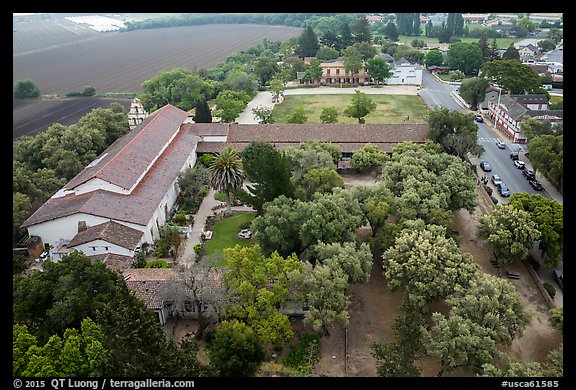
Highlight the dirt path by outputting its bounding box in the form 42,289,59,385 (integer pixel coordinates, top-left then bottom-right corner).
310,177,562,377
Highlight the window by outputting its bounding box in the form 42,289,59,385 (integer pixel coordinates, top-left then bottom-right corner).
336,69,340,75
90,246,96,251
327,69,330,75
104,246,109,251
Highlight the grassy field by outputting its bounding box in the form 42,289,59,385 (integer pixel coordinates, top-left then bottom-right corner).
203,212,257,266
396,35,523,49
271,94,429,124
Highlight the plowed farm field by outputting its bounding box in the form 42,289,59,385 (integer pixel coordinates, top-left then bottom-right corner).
13,21,302,138
13,22,303,95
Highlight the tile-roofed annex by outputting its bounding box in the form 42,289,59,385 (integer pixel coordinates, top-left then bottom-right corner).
123,267,225,310
64,104,188,194
195,123,429,154
90,253,133,272
68,220,144,249
124,268,181,309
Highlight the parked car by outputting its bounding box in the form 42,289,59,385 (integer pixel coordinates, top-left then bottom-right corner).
490,195,499,205
522,168,536,180
491,174,502,186
479,160,492,172
553,261,563,290
497,182,511,197
237,229,252,239
513,160,526,169
496,140,506,149
529,179,543,190
474,115,484,123
510,152,519,161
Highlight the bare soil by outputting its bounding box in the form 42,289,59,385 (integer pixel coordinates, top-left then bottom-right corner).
171,174,562,377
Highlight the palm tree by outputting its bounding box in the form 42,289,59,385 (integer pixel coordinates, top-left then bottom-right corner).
209,147,245,214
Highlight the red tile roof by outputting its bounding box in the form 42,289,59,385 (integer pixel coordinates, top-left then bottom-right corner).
69,220,143,249
90,253,133,272
197,123,429,153
124,268,181,309
23,120,200,227
123,267,224,310
66,105,188,191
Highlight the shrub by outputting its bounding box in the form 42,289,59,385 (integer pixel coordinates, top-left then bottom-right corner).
153,237,171,258
283,333,321,374
145,259,170,268
13,79,41,98
131,250,147,268
543,282,556,299
526,254,540,271
214,192,227,202
194,244,202,255
82,85,96,96
174,211,187,225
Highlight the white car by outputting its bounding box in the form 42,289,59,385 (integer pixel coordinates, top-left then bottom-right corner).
496,140,506,149
491,174,502,186
237,229,252,239
514,160,526,169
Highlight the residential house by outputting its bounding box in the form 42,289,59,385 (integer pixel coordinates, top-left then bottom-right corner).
516,43,540,60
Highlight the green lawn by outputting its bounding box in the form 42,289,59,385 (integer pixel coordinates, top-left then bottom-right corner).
396,35,522,50
202,211,257,266
271,94,429,124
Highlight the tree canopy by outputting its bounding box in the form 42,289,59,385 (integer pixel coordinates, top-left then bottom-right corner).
382,220,481,311
477,204,541,266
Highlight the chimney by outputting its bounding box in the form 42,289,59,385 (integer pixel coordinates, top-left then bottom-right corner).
78,221,87,233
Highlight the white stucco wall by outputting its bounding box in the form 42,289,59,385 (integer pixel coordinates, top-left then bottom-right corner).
386,66,422,85
73,239,135,257
27,213,111,251
201,136,227,143
73,177,129,196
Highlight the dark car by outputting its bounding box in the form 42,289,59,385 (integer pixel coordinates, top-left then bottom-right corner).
479,160,492,172
497,182,511,197
553,261,563,290
490,195,499,205
522,168,536,180
474,115,483,123
529,179,543,190
510,152,519,161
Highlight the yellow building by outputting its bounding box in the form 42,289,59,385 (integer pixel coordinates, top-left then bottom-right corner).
319,58,372,85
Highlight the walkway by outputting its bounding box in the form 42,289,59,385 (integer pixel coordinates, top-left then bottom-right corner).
176,188,223,270
176,188,256,270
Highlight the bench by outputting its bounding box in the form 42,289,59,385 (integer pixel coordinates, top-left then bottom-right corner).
507,272,520,280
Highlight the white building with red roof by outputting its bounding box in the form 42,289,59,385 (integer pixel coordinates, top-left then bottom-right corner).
22,104,199,259
22,104,429,265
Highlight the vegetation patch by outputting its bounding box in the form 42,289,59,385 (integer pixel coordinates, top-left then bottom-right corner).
202,212,257,263
271,94,429,124
283,333,322,374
